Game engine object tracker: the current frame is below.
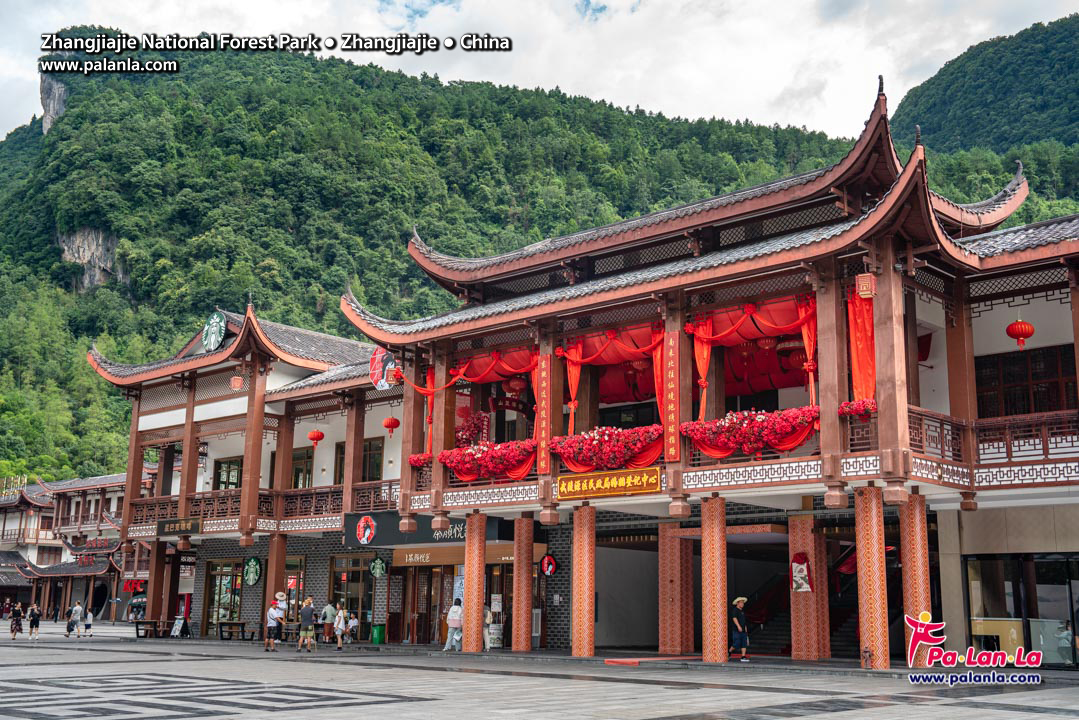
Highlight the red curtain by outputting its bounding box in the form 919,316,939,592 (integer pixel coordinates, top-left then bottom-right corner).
847,290,876,401
686,421,816,458
691,317,713,421
797,299,818,409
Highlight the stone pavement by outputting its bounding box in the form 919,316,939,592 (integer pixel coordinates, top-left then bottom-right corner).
0,637,1077,719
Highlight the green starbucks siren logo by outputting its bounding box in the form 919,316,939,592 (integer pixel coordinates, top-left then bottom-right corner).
242,557,261,586
202,311,227,352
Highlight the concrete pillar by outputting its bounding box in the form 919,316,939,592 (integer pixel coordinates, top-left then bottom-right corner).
854,485,889,669
571,504,596,657
701,496,728,663
658,522,693,655
900,492,932,667
512,515,534,652
463,511,486,652
788,514,830,660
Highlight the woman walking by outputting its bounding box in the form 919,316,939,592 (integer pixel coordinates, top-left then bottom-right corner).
9,602,23,640
443,598,463,651
333,602,346,652
27,603,40,641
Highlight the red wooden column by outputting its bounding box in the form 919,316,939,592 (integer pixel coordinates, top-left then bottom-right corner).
145,540,168,625
462,511,486,652
900,491,932,667
571,504,596,657
658,522,693,654
701,495,727,662
109,573,119,622
160,547,181,623
663,293,692,518
536,321,564,525
1071,267,1079,404
339,390,366,514
120,391,143,551
512,514,534,652
854,485,889,669
176,377,198,551
264,533,288,609
429,343,456,532
816,259,850,508
788,513,830,659
239,358,269,547
157,445,175,497
945,279,978,509
398,355,426,534
265,402,293,603
874,239,911,504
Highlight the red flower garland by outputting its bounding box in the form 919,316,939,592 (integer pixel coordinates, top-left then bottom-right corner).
408,453,432,468
455,411,488,448
838,398,877,422
438,439,538,479
549,425,663,471
680,406,820,456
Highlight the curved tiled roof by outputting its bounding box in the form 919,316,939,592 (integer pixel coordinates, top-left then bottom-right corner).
348,211,868,336
410,166,832,273
267,361,373,397
16,556,115,577
218,311,372,367
945,162,1026,214
89,334,241,380
955,213,1079,258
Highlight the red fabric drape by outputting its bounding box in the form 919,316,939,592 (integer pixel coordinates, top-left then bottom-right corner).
652,327,665,430
797,299,819,409
557,440,662,474
450,451,537,484
847,290,876,401
692,317,713,421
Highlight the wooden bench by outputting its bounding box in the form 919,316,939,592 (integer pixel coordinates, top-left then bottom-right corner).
278,623,300,644
133,620,163,638
217,621,257,641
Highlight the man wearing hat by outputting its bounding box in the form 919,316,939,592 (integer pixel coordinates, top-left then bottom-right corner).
264,592,287,652
730,597,749,662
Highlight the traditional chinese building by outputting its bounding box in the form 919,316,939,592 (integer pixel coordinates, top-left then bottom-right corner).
338,80,1079,668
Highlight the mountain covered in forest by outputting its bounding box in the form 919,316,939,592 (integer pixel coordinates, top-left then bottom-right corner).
1,24,1078,482
892,13,1079,153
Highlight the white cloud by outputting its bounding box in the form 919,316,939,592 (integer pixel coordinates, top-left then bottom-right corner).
0,0,1073,139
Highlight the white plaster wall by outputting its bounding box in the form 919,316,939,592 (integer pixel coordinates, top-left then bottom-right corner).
594,546,659,648
138,408,186,431
266,364,311,391
972,295,1072,356
917,328,950,414
193,397,248,422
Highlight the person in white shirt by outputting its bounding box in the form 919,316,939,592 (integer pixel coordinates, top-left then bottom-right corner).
333,603,346,651
346,613,359,643
443,598,463,651
264,594,285,652
84,609,93,638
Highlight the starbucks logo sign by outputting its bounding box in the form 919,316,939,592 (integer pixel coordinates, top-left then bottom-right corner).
202,311,227,352
242,557,261,586
369,558,387,578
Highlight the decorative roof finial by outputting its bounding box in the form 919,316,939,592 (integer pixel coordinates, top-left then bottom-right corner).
915,124,922,146
247,290,253,308
878,75,884,94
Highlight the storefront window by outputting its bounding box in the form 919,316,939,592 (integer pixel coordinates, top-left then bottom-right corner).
331,555,373,640
205,560,243,635
283,556,305,622
967,557,1023,657
1029,559,1075,667
291,448,314,489
332,439,385,485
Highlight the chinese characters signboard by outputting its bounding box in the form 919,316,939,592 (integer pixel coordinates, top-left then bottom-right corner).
157,518,201,536
556,466,661,501
536,354,552,475
663,330,680,462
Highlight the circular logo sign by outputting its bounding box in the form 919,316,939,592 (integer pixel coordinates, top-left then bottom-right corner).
369,558,387,578
201,311,227,352
357,515,377,546
242,557,261,586
540,554,557,576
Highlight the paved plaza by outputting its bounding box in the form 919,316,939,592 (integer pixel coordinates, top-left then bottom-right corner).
0,633,1077,719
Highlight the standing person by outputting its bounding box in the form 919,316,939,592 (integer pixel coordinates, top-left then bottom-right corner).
482,603,493,652
730,597,749,662
52,605,59,623
297,597,316,653
84,608,93,638
265,593,285,652
320,600,336,645
9,602,23,639
443,598,463,651
333,602,346,652
27,603,40,641
68,601,83,639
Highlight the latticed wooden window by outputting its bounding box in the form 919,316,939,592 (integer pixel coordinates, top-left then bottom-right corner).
975,344,1077,418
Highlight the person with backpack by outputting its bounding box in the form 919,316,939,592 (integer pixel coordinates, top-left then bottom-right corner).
67,601,83,639
443,598,463,651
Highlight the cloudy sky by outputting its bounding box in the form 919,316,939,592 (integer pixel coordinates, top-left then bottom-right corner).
0,1,1073,139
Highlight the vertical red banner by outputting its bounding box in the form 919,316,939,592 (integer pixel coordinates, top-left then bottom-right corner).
664,330,680,462
536,354,552,475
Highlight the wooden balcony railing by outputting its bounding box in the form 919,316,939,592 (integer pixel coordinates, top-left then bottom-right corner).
129,496,178,524
188,489,240,520
974,410,1079,464
414,464,432,492
279,485,342,518
351,481,398,513
908,406,966,462
847,414,879,453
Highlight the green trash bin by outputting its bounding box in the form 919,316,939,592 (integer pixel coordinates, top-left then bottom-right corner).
371,624,386,645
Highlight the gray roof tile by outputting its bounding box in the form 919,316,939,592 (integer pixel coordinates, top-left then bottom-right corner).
955,214,1079,258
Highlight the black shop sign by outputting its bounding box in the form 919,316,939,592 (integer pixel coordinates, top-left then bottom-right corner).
343,512,514,549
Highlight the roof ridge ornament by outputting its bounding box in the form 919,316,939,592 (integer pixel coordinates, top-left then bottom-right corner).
878,75,884,95
915,124,922,146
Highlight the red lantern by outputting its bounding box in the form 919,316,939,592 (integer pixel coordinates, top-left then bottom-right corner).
307,429,325,450
630,359,650,372
382,416,401,438
1006,319,1035,350
506,376,528,396
756,337,777,351
787,348,808,370
738,341,756,358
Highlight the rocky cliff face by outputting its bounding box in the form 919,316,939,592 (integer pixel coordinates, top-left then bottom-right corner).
40,74,68,134
58,227,124,290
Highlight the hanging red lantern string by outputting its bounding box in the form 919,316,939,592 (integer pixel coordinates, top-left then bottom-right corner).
756,336,777,351
382,416,401,438
307,429,325,450
1006,316,1034,350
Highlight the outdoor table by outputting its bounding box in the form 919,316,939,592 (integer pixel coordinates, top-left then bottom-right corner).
217,621,250,640
133,620,160,638
279,622,300,643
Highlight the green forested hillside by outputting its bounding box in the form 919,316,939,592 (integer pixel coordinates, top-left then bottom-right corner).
1,25,1078,481
892,14,1079,152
